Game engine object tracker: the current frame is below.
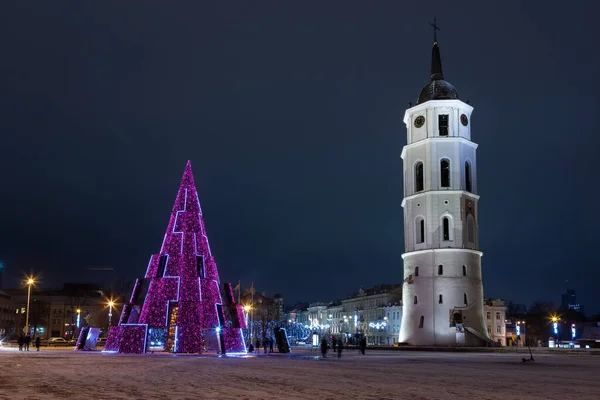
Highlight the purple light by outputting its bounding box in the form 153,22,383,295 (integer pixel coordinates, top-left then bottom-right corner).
105,161,246,354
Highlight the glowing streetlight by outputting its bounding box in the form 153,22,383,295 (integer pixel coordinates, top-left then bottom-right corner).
76,308,81,328
108,300,115,327
243,305,251,313
24,276,36,336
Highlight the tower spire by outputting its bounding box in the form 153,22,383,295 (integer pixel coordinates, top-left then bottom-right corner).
429,18,444,81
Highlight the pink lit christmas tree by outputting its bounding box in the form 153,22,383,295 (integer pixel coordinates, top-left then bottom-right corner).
105,161,246,354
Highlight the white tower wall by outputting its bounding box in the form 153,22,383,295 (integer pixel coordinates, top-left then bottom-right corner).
399,94,488,344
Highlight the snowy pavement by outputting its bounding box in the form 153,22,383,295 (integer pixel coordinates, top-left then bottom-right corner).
1,346,599,399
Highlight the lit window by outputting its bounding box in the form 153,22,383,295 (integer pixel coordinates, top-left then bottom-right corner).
496,312,500,320
496,326,501,334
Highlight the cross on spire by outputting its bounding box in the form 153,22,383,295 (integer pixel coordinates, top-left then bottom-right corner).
430,18,440,45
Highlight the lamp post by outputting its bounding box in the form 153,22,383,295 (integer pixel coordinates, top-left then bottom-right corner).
243,305,252,342
108,300,115,328
24,277,35,336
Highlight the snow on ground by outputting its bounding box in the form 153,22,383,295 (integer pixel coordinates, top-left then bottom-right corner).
1,346,599,400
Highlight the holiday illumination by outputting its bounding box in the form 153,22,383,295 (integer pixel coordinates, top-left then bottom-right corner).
104,161,246,354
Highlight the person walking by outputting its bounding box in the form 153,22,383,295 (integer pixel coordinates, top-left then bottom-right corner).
320,336,328,358
24,334,31,351
332,336,337,352
17,335,24,351
359,337,366,355
269,337,274,353
35,336,41,351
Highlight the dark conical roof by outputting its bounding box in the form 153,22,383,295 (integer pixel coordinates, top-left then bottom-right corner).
417,32,459,104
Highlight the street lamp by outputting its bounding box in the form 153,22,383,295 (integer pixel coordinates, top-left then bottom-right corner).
76,308,81,328
243,305,252,341
107,300,115,327
24,276,35,336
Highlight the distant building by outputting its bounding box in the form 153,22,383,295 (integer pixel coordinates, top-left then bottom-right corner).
4,283,109,339
561,289,584,314
383,303,403,345
484,299,507,346
0,290,17,339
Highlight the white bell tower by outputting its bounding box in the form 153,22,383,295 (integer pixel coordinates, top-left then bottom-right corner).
399,22,489,346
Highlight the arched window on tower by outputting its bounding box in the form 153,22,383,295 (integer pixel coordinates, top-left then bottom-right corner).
465,161,472,192
464,293,468,305
416,217,425,244
438,265,443,275
419,315,424,328
414,296,418,305
440,159,450,188
443,217,450,241
439,294,443,304
415,162,424,192
467,215,475,243
462,265,467,276
415,266,419,277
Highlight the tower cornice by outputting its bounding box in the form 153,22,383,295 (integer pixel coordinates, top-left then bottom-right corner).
402,248,483,259
403,99,473,126
401,190,480,208
401,136,478,160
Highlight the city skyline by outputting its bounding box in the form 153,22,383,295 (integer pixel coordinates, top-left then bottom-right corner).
0,2,598,314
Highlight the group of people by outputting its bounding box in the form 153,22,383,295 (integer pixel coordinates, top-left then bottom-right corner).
321,335,367,358
248,337,276,354
17,334,41,351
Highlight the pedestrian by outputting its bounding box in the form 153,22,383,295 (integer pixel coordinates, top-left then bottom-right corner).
320,336,328,358
35,336,41,351
332,336,337,352
269,337,274,353
18,335,24,351
25,334,31,351
337,337,343,359
359,337,366,355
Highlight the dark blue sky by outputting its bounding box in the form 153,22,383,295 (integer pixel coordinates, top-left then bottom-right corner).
0,1,598,313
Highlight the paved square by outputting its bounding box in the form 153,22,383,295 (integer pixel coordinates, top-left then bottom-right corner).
1,347,598,399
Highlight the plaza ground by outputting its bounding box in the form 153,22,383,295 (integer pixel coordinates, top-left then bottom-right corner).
1,346,599,399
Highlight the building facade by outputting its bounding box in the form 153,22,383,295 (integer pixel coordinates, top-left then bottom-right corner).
0,290,17,339
399,30,489,346
484,299,506,346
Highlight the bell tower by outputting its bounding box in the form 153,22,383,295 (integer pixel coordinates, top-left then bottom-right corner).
398,21,489,346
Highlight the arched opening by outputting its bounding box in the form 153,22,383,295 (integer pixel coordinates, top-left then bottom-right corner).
465,161,472,192
416,217,425,244
438,265,443,275
414,296,418,305
415,162,424,192
462,265,467,276
419,315,424,328
464,293,468,305
439,294,443,304
442,217,450,241
440,159,450,188
415,266,419,277
467,215,475,243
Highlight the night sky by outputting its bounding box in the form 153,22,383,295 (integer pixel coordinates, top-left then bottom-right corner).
0,1,598,313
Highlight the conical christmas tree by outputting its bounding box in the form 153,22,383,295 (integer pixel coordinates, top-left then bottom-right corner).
105,161,246,354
